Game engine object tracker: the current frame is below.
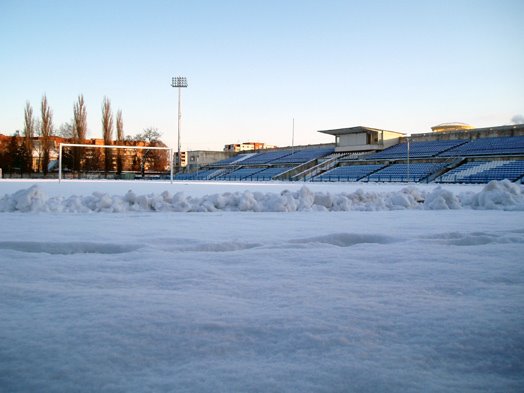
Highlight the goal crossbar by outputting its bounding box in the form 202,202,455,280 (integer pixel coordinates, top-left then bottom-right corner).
58,143,174,183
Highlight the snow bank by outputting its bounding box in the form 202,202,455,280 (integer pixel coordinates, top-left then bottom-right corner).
469,179,524,210
1,180,523,213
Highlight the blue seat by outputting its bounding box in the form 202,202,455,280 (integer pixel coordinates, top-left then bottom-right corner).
271,148,334,164
367,139,468,160
368,163,445,182
440,136,524,157
314,164,385,182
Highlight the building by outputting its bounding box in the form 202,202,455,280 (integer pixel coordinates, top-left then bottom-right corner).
318,126,405,153
185,150,234,171
224,142,276,152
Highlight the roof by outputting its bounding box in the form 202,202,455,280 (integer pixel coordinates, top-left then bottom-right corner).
318,126,405,137
431,122,474,132
433,122,472,128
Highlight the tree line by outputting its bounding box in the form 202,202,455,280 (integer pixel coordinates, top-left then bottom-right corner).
0,95,168,177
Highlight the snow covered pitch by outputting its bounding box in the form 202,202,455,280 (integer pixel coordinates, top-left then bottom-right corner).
1,180,523,392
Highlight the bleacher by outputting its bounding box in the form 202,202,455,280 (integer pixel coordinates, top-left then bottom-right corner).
209,154,253,166
174,172,192,180
437,160,524,183
439,136,524,157
367,162,446,182
239,150,294,165
248,167,290,180
270,147,334,164
313,164,385,182
174,132,524,184
367,139,468,160
215,167,265,180
175,169,224,181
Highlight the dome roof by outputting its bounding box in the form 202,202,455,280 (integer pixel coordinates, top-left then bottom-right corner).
434,122,472,127
431,122,474,132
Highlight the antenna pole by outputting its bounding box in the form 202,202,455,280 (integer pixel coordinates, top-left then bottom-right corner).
292,117,295,154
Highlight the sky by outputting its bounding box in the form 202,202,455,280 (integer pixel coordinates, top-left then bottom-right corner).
1,0,523,151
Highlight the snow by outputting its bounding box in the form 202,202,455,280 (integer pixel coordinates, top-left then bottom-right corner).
1,179,523,392
1,179,523,213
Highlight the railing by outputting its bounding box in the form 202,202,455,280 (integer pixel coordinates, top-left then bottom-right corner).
367,174,423,182
292,155,343,182
438,174,521,184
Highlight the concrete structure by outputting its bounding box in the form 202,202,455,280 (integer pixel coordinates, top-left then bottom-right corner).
186,150,234,171
406,123,524,143
318,126,405,153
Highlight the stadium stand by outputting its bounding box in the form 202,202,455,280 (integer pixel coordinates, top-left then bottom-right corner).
270,147,334,164
208,154,254,166
313,164,385,182
437,160,524,183
439,136,524,157
247,167,290,180
174,173,192,180
367,139,468,160
174,125,524,184
238,150,294,165
175,168,224,180
367,162,447,182
215,167,265,180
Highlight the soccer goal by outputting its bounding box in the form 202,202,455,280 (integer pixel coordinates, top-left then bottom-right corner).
58,143,175,182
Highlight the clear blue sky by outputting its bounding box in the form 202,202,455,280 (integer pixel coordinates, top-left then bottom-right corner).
1,0,523,150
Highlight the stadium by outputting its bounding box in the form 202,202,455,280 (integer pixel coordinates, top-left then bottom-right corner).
3,122,523,184
177,122,524,184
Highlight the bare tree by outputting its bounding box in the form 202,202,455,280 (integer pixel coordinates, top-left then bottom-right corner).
134,127,162,144
101,97,113,176
23,102,35,173
73,94,88,141
40,95,53,175
33,118,42,172
134,127,167,175
55,121,74,174
115,109,124,175
116,110,124,142
57,121,75,138
73,95,88,172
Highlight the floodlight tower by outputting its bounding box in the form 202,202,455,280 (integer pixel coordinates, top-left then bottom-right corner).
171,76,188,172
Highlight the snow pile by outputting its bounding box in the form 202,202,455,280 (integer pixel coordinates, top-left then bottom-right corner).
0,184,48,212
1,180,523,213
423,186,462,210
469,179,524,210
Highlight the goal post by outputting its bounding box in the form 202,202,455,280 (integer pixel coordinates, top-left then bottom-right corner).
58,143,174,183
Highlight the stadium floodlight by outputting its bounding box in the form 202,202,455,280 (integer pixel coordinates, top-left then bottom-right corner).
171,76,188,172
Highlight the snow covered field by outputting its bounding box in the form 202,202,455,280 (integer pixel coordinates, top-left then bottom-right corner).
1,180,523,392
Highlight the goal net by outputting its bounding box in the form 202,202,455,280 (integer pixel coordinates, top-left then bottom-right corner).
58,143,174,182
